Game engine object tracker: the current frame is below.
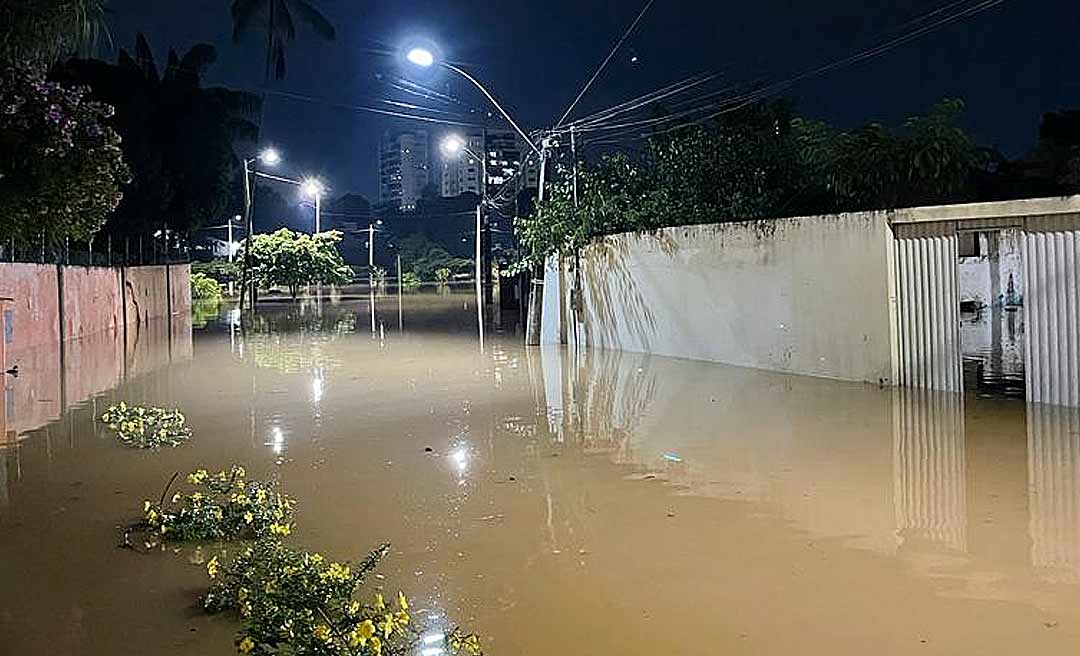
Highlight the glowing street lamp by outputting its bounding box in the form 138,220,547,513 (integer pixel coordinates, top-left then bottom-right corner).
241,147,283,309
441,134,487,351
405,45,540,157
406,47,435,68
300,178,325,233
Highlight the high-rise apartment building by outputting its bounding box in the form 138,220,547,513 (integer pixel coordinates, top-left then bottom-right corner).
379,130,429,211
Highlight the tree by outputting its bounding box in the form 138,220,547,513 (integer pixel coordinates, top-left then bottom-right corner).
242,228,352,299
395,233,472,280
230,0,336,81
55,34,261,238
0,0,110,68
0,63,129,244
793,99,989,210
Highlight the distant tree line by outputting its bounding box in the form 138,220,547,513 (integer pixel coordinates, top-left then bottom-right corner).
515,98,1080,270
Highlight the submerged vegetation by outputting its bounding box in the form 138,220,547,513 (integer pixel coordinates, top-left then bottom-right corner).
101,402,191,448
141,465,294,543
129,462,483,655
204,540,481,656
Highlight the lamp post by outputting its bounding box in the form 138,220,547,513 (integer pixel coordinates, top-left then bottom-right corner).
406,47,541,158
300,178,325,233
240,147,281,311
441,135,488,351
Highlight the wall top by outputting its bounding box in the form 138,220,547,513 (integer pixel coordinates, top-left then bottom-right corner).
888,195,1080,224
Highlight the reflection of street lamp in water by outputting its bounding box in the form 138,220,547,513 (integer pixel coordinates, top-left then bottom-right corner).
441,134,486,353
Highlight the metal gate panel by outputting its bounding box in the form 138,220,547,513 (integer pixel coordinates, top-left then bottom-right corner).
894,223,962,392
1024,229,1080,407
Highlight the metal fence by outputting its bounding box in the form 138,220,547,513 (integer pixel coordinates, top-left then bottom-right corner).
0,233,191,267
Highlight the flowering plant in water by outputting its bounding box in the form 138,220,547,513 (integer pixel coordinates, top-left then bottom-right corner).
203,540,482,656
101,402,192,448
140,466,294,542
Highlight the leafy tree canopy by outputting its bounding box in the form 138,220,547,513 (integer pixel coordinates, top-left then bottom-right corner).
0,63,130,243
242,228,352,298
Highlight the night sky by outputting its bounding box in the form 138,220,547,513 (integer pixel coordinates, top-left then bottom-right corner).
108,0,1080,200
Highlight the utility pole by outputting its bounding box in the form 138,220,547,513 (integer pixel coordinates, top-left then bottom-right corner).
525,138,548,346
397,254,403,333
475,204,485,352
368,223,376,334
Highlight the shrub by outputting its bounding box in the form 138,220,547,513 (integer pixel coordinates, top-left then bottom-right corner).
140,465,294,543
193,260,241,285
101,402,191,448
434,268,451,283
203,540,482,656
192,272,224,300
400,272,421,291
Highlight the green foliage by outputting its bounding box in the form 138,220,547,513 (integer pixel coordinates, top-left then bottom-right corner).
101,402,191,449
192,299,223,328
400,272,421,291
194,260,241,284
204,540,482,656
792,99,989,210
141,465,294,543
0,63,130,244
243,229,353,299
370,266,387,290
231,0,336,81
396,234,472,281
516,99,991,268
192,272,224,300
434,268,451,283
0,0,110,67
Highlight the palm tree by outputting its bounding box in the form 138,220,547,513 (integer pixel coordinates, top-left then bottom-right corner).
0,0,111,66
229,0,336,81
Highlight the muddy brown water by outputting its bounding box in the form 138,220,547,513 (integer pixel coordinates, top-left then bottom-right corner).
2,293,1080,655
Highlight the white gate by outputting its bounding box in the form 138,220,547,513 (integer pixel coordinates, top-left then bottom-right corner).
893,223,962,392
1023,226,1080,407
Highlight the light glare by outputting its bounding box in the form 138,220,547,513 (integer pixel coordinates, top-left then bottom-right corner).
259,148,281,165
407,47,435,67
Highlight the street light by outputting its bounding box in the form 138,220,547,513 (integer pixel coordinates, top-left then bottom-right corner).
441,134,488,351
300,178,325,233
406,46,541,158
240,147,284,310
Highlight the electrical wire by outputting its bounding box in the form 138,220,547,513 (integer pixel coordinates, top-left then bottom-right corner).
555,0,657,128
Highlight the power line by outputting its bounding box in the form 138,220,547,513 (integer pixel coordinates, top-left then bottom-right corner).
555,0,657,128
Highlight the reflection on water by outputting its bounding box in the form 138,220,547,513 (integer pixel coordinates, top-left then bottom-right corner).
4,296,1080,655
962,307,1026,399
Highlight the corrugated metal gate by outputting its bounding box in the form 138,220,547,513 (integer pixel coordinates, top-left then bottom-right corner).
892,202,1080,407
1023,221,1080,406
893,222,963,392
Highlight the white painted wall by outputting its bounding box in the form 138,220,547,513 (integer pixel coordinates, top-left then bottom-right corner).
567,213,897,384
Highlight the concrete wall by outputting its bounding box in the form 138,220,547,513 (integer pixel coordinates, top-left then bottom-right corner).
62,266,123,339
124,265,170,324
568,213,897,384
0,264,59,351
0,263,189,352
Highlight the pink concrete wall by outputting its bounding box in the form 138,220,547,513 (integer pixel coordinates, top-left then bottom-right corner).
124,265,169,324
0,264,60,351
169,264,192,317
61,266,123,340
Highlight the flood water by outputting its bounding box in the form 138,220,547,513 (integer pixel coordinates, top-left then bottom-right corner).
3,292,1080,655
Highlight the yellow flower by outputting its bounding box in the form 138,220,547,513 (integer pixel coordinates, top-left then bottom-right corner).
187,469,209,485
374,593,385,611
379,613,394,638
323,562,350,581
207,556,220,579
309,553,324,565
348,600,360,614
370,636,382,656
313,624,331,642
238,636,256,654
268,523,291,536
394,610,410,628
349,619,375,648
143,500,152,513
244,511,254,524
397,591,409,611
